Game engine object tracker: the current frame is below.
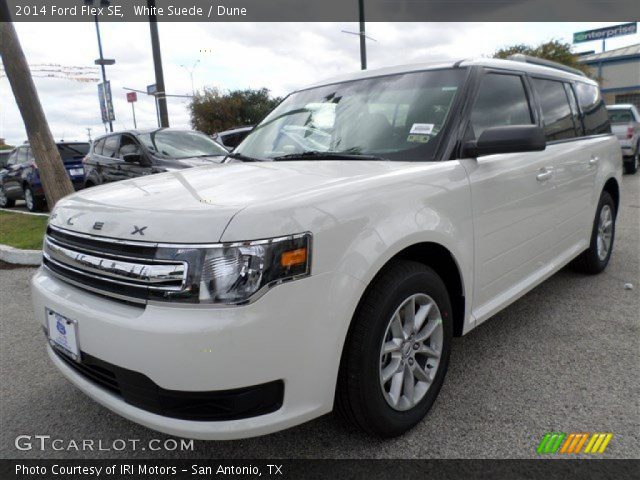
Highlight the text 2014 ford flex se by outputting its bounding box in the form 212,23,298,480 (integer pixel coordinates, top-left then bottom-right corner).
32,57,621,440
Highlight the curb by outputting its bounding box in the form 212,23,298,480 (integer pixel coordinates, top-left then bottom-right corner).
0,207,49,217
0,244,42,266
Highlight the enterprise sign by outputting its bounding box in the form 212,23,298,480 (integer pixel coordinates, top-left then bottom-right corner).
573,22,637,43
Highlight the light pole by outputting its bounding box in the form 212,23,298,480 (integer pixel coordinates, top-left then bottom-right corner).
86,0,115,132
341,0,376,70
148,0,169,128
180,59,200,95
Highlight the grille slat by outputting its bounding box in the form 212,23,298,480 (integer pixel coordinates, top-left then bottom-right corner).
44,226,189,304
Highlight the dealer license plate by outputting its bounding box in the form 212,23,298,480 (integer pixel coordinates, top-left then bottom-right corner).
46,309,80,362
68,168,84,177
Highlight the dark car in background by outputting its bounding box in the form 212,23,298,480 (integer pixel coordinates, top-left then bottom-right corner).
212,125,253,149
0,142,89,211
83,128,228,187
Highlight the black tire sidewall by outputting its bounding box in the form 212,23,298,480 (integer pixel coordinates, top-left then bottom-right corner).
586,192,616,271
352,264,453,437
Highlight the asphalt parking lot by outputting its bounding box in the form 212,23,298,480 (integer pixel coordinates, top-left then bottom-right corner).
1,174,638,460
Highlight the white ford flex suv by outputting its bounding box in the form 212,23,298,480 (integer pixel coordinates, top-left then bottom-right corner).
32,57,621,440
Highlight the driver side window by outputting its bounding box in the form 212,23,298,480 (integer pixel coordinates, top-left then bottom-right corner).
469,73,533,139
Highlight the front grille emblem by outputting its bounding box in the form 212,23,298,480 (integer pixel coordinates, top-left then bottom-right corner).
131,225,147,236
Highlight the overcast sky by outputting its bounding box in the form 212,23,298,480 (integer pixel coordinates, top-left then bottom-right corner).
1,22,638,145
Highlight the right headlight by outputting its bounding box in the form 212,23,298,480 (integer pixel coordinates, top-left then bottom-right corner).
156,233,311,305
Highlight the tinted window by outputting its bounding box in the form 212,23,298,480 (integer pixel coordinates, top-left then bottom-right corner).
118,135,141,156
469,73,533,138
575,82,610,135
564,83,584,136
531,78,576,141
101,136,120,158
57,143,90,160
607,109,634,123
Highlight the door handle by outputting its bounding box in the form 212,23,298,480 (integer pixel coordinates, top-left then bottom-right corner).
536,168,553,182
588,156,599,166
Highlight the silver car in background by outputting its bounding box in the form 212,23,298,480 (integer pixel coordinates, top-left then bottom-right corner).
607,104,640,174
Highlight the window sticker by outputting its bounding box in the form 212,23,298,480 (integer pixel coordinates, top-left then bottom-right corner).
407,134,431,143
409,123,435,135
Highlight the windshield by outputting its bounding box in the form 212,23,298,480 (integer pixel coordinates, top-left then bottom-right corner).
607,109,634,124
236,68,467,162
137,130,228,159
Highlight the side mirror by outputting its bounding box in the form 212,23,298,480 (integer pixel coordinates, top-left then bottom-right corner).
462,125,546,158
122,153,142,164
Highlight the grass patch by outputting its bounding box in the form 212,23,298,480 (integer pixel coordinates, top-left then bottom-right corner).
0,210,48,250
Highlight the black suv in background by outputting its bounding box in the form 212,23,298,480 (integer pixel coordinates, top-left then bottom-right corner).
83,129,228,187
212,126,253,149
0,142,89,211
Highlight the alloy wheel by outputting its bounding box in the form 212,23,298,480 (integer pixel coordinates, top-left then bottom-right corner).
596,204,613,261
379,293,443,411
25,188,34,211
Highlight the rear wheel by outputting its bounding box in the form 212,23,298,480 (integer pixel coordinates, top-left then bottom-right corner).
336,260,452,437
24,185,46,212
0,185,15,208
624,149,639,175
572,191,616,274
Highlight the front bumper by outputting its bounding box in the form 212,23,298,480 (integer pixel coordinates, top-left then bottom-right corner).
31,267,364,440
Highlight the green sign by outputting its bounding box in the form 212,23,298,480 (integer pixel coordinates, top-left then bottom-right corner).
573,22,637,43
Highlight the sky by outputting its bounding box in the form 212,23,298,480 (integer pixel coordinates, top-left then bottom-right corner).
1,22,639,145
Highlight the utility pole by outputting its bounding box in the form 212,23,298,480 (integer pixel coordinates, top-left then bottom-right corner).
359,0,367,70
148,0,169,127
180,59,200,95
86,128,92,142
93,12,113,132
0,1,74,208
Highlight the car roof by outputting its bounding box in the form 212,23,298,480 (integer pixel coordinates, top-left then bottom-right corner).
298,57,596,92
93,128,197,141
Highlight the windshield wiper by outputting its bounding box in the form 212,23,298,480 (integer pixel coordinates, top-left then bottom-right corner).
226,152,267,162
271,151,384,161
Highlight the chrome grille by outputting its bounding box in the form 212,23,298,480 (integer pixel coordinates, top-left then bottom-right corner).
43,226,189,304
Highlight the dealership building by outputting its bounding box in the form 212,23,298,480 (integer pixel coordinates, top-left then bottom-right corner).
579,43,640,108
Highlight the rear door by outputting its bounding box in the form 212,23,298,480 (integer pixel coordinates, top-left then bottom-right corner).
99,135,127,183
4,147,27,196
460,69,558,322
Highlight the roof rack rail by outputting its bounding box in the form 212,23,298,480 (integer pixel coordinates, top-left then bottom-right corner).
507,54,586,77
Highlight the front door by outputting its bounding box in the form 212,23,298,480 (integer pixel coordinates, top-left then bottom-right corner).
460,70,558,324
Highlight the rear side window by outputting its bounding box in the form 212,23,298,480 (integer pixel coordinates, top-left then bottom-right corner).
531,78,576,141
58,143,90,160
574,82,610,135
469,73,533,138
101,136,120,158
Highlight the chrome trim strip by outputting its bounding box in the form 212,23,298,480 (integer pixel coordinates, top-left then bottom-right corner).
43,252,186,293
44,238,186,289
48,224,310,249
42,263,147,305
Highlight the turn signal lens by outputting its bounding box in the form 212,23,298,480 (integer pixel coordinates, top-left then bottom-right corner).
281,248,307,267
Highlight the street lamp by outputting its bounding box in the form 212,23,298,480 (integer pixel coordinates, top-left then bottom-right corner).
85,0,115,132
180,60,200,95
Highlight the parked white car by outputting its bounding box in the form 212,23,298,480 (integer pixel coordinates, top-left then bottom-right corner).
607,104,640,174
32,57,622,440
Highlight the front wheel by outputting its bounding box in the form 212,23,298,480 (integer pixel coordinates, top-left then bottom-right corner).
336,260,452,437
572,191,616,274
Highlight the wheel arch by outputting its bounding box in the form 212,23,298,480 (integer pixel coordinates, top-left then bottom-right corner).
602,177,620,214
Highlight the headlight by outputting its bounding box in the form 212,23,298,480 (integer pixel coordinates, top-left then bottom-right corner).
155,233,311,305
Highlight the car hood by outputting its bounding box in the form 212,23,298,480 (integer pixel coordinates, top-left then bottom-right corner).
163,155,226,168
50,160,423,243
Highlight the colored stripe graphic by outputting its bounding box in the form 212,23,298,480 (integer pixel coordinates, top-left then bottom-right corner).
537,433,565,454
539,432,613,454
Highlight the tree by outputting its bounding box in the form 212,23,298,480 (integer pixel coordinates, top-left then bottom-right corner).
189,88,282,134
493,39,591,76
0,1,74,209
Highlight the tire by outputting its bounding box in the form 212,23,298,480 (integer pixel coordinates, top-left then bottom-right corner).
572,191,616,274
0,185,16,208
24,185,46,212
336,260,453,437
624,149,639,175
